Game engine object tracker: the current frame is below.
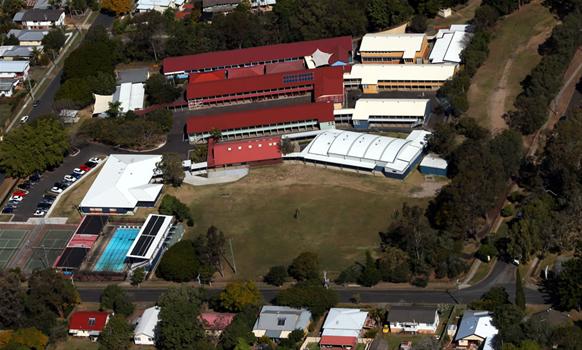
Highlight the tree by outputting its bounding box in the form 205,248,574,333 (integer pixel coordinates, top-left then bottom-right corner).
131,268,145,287
264,265,288,286
158,195,192,224
26,269,79,319
0,117,69,178
288,252,320,282
470,286,510,310
279,329,305,349
157,153,185,187
552,257,581,310
377,247,410,283
408,14,427,33
41,28,66,58
357,251,381,287
55,78,94,108
275,281,338,319
107,101,122,118
145,109,173,133
156,240,200,282
515,269,526,310
367,0,413,31
0,270,26,329
279,138,294,155
101,0,133,14
493,304,525,344
100,285,134,316
3,328,49,350
156,286,209,350
98,315,132,350
219,281,263,312
206,226,226,274
145,74,182,104
219,305,258,350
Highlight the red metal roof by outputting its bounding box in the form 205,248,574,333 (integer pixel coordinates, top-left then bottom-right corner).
208,136,282,167
199,312,236,330
163,36,352,74
265,60,306,74
320,335,357,347
67,234,98,249
186,102,334,134
227,65,264,79
187,66,343,100
69,311,110,332
189,70,226,83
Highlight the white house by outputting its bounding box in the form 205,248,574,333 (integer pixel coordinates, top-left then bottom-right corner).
455,311,499,350
6,29,48,46
387,306,439,334
0,60,30,80
136,0,185,13
0,78,19,97
320,308,368,349
13,9,65,29
79,154,164,214
252,306,312,339
134,306,160,345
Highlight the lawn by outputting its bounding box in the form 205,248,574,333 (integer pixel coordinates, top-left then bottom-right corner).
48,167,101,223
469,260,493,285
167,164,431,280
466,1,556,131
49,337,99,350
382,334,434,350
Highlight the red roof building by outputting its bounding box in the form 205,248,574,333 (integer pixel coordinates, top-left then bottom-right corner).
199,312,236,331
320,335,358,349
186,66,344,109
163,36,352,75
68,311,110,337
186,102,335,143
207,136,283,168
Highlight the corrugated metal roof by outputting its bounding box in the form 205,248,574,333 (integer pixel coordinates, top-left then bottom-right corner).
344,64,457,85
208,136,282,167
351,99,430,121
360,33,425,59
0,60,29,73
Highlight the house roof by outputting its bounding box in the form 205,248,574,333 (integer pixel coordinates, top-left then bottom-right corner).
455,311,498,344
0,60,29,73
253,306,311,334
16,9,64,22
186,102,334,134
344,64,457,85
360,33,425,59
207,136,282,167
203,0,241,7
163,36,352,74
113,83,145,112
0,46,35,58
7,29,48,42
323,308,368,332
320,335,357,347
420,153,447,170
199,312,236,331
69,311,109,332
350,99,430,121
387,306,438,324
79,154,163,210
134,306,160,339
429,25,472,64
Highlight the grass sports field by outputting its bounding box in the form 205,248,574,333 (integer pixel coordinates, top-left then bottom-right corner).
467,0,556,131
0,229,29,269
167,164,439,279
26,229,73,271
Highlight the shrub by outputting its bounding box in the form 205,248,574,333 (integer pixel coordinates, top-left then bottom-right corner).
411,275,428,288
263,265,288,286
501,205,515,217
156,240,200,282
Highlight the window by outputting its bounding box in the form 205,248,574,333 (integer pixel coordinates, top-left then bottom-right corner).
277,317,286,326
88,318,96,326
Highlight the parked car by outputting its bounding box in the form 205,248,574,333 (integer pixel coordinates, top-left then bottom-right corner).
73,168,86,175
12,190,28,196
88,157,102,164
9,195,23,202
7,201,20,207
20,115,29,123
63,175,77,183
70,172,82,179
84,161,97,168
50,187,63,194
2,207,14,214
37,202,51,210
32,100,40,107
42,195,56,204
29,173,41,183
79,165,91,172
33,209,46,217
17,182,31,190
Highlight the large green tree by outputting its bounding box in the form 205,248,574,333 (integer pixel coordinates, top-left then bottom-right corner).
98,314,132,350
156,240,201,282
275,281,338,318
219,281,263,312
156,153,185,187
100,285,135,316
288,252,320,282
145,75,182,105
0,116,69,178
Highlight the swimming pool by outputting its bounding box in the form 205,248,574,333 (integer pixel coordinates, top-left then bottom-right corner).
93,227,140,272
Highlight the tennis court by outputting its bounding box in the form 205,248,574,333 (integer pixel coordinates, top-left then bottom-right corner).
26,229,74,271
0,229,29,269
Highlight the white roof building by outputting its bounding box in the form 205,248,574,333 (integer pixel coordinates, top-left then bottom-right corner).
344,64,457,85
136,0,184,12
80,154,163,213
429,25,472,64
359,33,425,59
126,214,174,261
288,129,430,177
0,60,29,79
322,308,368,338
455,311,499,350
113,82,145,112
334,98,430,128
134,306,160,345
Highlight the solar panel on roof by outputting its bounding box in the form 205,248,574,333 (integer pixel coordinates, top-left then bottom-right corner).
128,215,166,257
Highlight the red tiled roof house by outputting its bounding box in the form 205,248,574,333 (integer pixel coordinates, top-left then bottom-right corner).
68,311,110,338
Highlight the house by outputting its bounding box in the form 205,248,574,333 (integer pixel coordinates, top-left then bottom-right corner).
0,45,37,60
252,306,311,339
0,78,19,97
92,82,145,116
199,312,236,337
136,0,185,13
68,311,110,338
320,308,368,349
0,60,30,80
419,154,448,176
387,305,439,334
359,33,430,64
6,29,48,46
429,25,472,64
79,154,163,214
455,311,498,350
13,9,65,29
134,306,160,345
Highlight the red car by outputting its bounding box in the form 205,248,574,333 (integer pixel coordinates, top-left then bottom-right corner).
12,190,28,197
79,165,91,172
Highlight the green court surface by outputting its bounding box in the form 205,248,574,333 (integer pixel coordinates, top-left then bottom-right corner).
0,229,29,269
26,229,73,271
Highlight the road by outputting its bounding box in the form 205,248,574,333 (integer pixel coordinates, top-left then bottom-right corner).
77,261,547,304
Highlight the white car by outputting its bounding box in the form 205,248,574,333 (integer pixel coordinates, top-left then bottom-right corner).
33,209,46,217
88,157,102,164
20,115,29,124
72,168,86,175
50,187,63,194
63,175,77,183
9,195,23,202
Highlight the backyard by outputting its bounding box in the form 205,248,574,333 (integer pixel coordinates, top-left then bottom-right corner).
166,164,435,279
466,0,556,131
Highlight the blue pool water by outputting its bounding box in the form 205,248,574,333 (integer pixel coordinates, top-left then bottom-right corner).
94,227,140,272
